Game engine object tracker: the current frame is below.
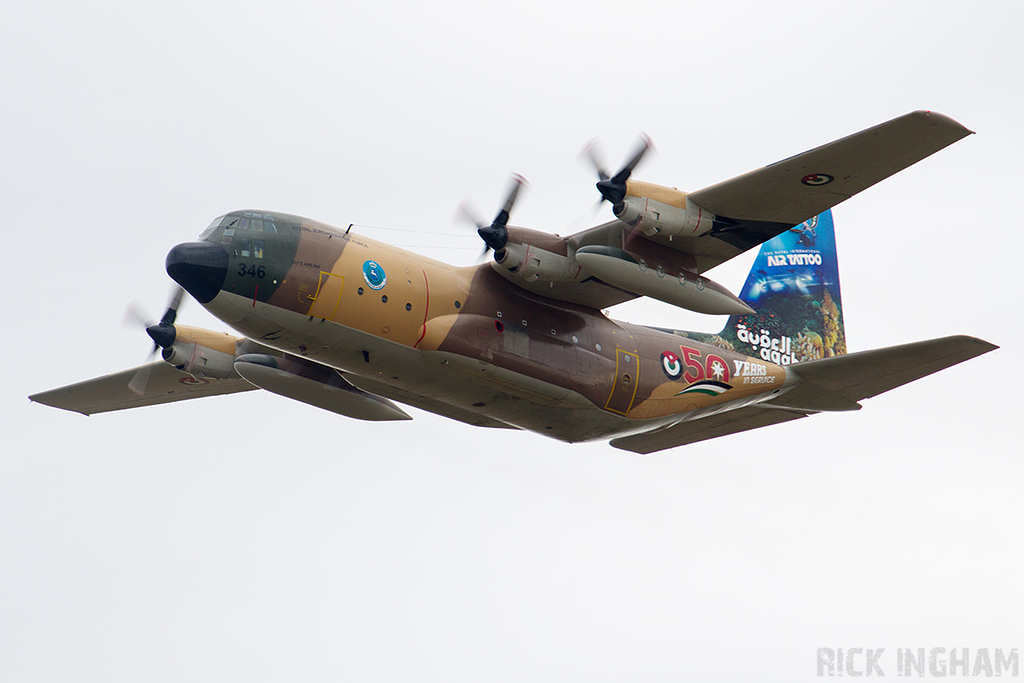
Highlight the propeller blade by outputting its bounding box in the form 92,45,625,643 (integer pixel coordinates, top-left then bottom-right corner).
565,197,605,235
455,201,495,261
624,218,648,245
160,286,185,326
461,173,528,255
612,133,653,184
455,200,486,231
123,301,151,329
124,285,184,396
491,173,526,229
127,348,159,396
578,139,610,181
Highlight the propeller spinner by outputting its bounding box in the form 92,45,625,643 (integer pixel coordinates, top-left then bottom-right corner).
458,173,528,258
580,133,653,206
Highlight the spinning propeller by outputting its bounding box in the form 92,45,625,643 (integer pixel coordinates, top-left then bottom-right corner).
579,133,653,206
456,137,651,259
457,173,527,259
124,286,185,396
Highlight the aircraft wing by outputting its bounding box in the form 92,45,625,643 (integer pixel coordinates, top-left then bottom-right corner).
685,110,973,271
611,335,996,454
694,110,971,220
571,110,973,275
29,362,258,416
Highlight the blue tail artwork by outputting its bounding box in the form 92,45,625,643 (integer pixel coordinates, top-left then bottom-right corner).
681,210,847,364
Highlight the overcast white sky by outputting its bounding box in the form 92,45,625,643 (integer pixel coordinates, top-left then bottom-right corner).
2,1,1021,681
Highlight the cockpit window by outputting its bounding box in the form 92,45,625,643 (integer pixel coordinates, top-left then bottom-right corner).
242,212,278,234
199,215,226,239
212,211,278,239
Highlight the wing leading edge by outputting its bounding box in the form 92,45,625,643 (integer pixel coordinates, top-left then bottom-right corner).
29,362,258,416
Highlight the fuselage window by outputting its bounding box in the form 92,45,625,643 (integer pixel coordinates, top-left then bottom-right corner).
241,239,251,257
253,240,264,258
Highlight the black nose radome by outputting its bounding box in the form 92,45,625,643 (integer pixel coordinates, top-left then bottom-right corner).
166,242,228,304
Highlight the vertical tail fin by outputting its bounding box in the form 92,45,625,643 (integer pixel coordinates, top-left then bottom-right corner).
685,210,847,364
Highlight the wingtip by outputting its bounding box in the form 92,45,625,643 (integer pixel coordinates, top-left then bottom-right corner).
969,336,999,353
947,334,999,354
913,110,975,136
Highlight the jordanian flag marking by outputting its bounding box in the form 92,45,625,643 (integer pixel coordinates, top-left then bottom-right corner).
675,380,733,397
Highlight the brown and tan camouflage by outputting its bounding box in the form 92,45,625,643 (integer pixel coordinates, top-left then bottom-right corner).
195,211,791,443
30,111,997,452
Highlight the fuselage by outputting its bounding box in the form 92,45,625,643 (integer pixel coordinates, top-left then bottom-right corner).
168,210,789,442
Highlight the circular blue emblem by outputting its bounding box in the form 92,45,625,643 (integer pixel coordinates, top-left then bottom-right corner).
362,260,386,290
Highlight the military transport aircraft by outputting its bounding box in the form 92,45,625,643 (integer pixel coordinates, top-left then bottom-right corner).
31,111,997,453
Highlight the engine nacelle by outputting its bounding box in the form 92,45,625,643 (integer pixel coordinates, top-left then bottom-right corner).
494,242,581,284
161,342,237,379
613,194,715,239
158,325,241,379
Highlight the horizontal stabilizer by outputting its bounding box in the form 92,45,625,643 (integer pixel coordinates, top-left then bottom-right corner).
29,362,258,416
611,335,996,453
610,406,809,454
768,335,998,412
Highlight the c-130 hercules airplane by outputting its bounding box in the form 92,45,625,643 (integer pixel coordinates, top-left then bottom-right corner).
31,111,997,453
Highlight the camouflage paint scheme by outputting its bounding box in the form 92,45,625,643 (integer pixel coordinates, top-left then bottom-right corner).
30,111,998,451
198,210,787,442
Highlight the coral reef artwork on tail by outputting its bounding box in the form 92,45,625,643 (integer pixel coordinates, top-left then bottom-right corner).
682,210,846,364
